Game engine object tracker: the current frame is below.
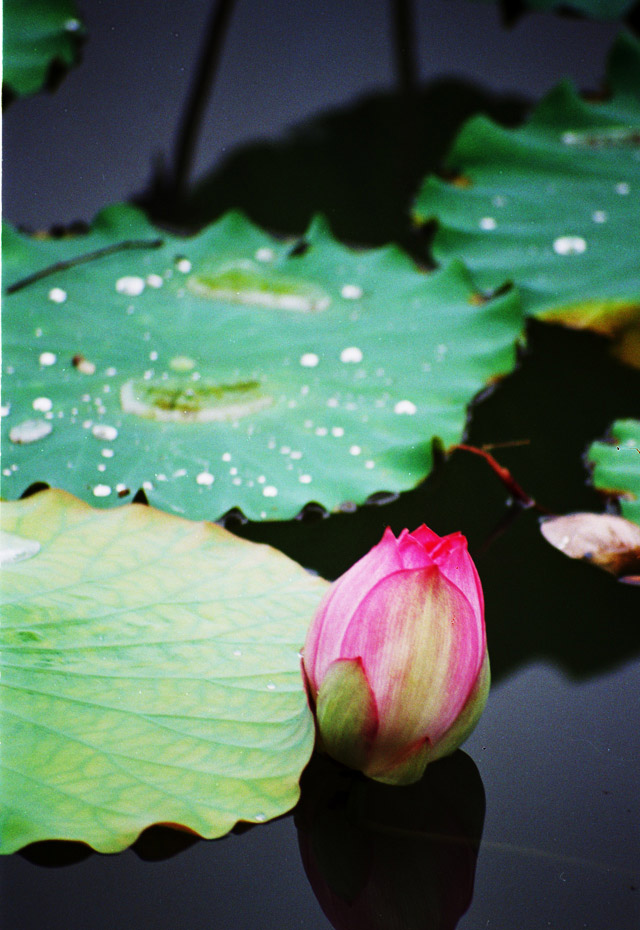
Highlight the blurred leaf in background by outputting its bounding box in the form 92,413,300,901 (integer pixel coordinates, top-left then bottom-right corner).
3,0,85,99
588,418,640,524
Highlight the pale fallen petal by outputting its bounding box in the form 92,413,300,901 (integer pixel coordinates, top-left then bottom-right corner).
540,512,640,580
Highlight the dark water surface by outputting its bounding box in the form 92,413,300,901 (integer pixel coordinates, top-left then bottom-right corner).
3,1,639,927
2,661,638,929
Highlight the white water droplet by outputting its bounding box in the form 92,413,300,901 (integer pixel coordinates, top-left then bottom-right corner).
290,450,302,460
331,426,344,437
48,287,67,304
0,404,10,417
222,452,232,462
116,276,145,296
266,682,276,691
149,351,158,362
315,426,328,436
341,284,363,299
592,210,607,223
615,182,630,195
0,531,41,565
97,463,106,472
479,217,497,230
92,424,118,441
32,397,53,412
300,353,319,368
73,356,96,375
263,485,278,497
143,481,154,491
173,468,187,478
349,445,361,456
365,460,375,469
233,649,242,657
255,248,275,262
146,274,164,288
39,352,57,367
101,448,114,458
9,419,52,444
196,471,215,486
176,258,192,273
553,236,587,256
116,483,130,496
340,346,363,363
394,400,417,415
93,484,112,498
299,474,312,484
254,813,267,822
492,195,506,207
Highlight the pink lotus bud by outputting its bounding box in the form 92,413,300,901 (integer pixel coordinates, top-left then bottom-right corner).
303,525,489,785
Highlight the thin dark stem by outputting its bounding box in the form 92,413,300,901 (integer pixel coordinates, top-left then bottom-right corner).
171,0,238,204
391,0,418,98
5,239,164,294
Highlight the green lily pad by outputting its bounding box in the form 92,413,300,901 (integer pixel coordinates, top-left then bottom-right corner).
413,32,640,366
2,204,523,521
0,489,328,854
588,419,640,525
3,0,85,98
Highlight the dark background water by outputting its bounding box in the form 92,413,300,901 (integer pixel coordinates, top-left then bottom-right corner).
2,1,639,927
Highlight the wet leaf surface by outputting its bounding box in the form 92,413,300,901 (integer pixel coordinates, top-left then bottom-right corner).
2,206,523,521
414,32,640,366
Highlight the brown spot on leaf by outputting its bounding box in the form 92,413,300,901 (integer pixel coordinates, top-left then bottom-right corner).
451,175,473,189
72,354,96,375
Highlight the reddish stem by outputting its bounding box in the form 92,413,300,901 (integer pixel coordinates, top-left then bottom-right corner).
453,443,539,510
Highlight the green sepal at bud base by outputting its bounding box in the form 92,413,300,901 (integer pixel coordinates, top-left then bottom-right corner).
315,658,378,773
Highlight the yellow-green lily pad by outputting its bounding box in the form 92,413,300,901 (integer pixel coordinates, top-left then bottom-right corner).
0,489,328,854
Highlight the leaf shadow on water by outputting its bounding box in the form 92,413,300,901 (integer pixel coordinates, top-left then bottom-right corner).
234,321,640,684
139,79,529,254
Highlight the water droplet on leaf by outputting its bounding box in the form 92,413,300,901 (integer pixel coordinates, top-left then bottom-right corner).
0,531,41,565
9,419,53,444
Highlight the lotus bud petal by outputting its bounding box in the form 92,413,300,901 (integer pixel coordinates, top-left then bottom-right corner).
303,525,489,785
